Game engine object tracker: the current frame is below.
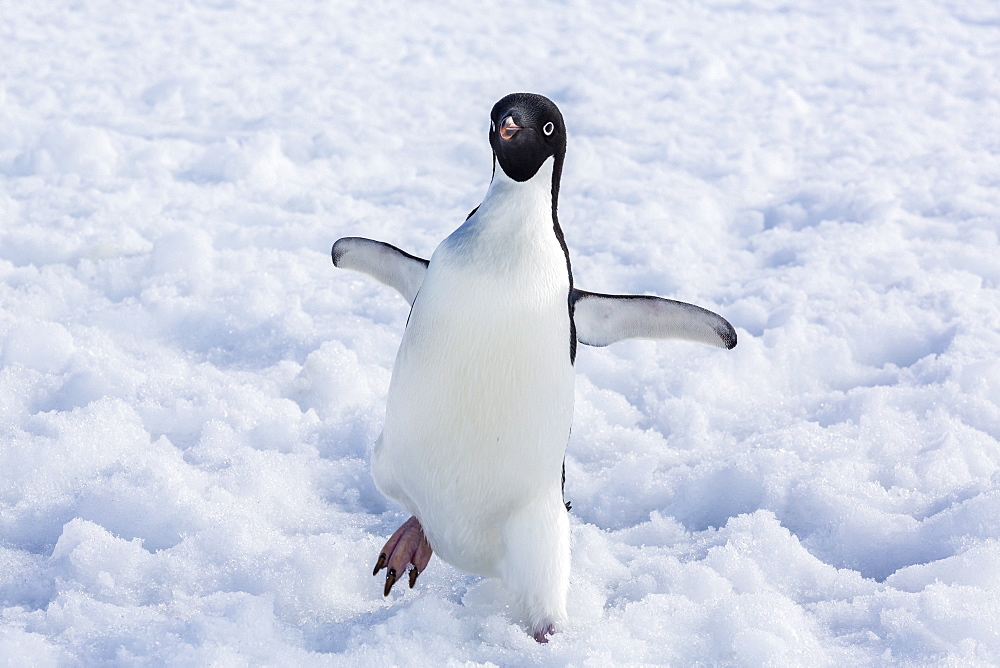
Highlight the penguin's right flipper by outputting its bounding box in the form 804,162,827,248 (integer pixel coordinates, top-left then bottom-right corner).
572,289,737,350
332,237,429,305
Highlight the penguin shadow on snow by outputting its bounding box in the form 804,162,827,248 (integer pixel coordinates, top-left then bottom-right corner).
331,93,737,642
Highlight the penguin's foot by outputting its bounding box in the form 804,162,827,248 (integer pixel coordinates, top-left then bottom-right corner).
373,515,433,596
532,623,555,644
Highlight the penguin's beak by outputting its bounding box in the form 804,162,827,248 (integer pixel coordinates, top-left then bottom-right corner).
499,115,522,140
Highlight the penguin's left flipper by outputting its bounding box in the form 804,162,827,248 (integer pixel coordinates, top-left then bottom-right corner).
572,289,737,350
332,237,428,305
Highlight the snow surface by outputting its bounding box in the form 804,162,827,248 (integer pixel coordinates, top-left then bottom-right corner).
2,0,1000,664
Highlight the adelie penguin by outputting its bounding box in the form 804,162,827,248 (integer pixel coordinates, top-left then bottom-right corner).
332,93,737,642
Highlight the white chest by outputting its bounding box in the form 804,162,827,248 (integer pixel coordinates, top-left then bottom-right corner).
399,157,572,383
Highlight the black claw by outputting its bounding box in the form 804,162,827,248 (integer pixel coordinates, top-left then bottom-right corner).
384,568,397,596
373,553,387,576
408,567,419,588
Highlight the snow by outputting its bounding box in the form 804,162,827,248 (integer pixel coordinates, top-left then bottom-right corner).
2,0,999,663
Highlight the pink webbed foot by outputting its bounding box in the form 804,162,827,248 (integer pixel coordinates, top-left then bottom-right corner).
533,623,555,644
372,515,433,596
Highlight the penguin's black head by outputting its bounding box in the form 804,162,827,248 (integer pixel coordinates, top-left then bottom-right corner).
489,93,566,182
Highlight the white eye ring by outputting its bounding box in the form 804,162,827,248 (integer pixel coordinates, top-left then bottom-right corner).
543,121,555,136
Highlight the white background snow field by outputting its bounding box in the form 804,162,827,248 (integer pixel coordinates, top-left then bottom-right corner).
2,1,999,664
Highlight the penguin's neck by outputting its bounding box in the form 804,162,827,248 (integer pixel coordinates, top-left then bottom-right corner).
443,158,559,263
479,158,556,230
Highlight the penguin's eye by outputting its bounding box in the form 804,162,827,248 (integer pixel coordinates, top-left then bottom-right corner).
543,121,555,136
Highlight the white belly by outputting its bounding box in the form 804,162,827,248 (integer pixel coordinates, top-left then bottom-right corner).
372,169,574,576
